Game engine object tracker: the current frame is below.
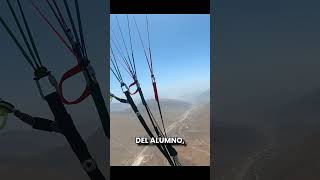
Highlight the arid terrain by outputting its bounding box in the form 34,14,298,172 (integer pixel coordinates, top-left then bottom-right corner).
214,88,320,180
0,127,107,180
110,91,210,166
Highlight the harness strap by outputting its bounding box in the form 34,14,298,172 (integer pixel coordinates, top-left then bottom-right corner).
14,110,59,133
110,94,128,104
45,92,105,180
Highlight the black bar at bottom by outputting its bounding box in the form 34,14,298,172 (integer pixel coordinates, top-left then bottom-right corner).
111,166,210,179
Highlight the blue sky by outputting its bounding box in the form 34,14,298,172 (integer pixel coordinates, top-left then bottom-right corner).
110,14,210,101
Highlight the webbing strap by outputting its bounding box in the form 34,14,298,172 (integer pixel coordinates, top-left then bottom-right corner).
45,92,105,180
137,87,163,138
110,94,128,104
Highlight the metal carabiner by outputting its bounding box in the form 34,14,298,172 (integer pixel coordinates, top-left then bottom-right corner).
121,82,129,93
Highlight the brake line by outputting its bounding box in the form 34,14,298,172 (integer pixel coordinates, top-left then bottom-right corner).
114,15,166,139
134,15,168,137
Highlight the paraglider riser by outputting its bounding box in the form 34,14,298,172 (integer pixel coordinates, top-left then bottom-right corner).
86,79,110,139
44,92,105,180
123,90,175,166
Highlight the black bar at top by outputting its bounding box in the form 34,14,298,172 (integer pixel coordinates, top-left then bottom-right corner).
110,0,210,14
